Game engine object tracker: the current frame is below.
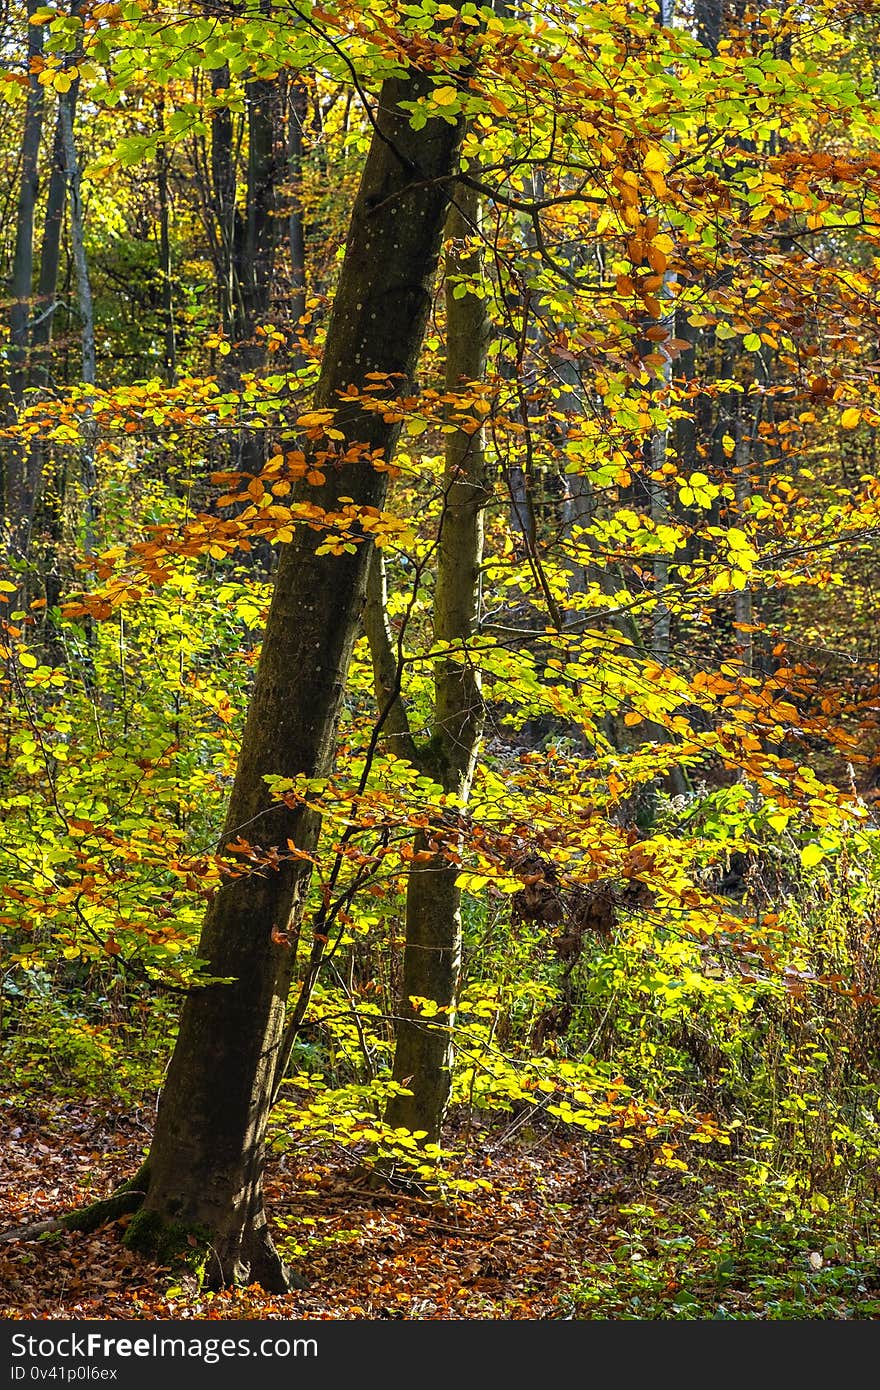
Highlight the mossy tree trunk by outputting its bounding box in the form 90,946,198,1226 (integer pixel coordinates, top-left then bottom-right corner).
118,61,468,1291
381,186,491,1145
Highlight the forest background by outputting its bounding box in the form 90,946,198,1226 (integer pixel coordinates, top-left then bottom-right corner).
2,0,880,1320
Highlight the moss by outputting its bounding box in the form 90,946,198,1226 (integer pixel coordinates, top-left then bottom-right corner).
122,1209,211,1280
63,1167,149,1234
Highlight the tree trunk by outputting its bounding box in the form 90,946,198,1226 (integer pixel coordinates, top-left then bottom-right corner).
59,90,97,559
242,72,278,354
121,58,468,1291
4,3,45,551
156,100,177,385
696,0,722,56
385,186,490,1144
210,65,238,342
32,105,70,389
210,59,283,554
287,77,308,350
29,88,76,636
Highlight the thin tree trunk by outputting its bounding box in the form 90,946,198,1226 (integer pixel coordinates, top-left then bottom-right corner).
30,95,74,635
288,77,308,345
638,0,690,800
31,107,70,389
733,394,753,676
119,57,468,1292
386,186,491,1144
673,306,698,479
59,90,97,558
4,3,45,550
156,100,177,385
215,62,283,550
696,0,722,55
210,65,237,343
242,73,278,353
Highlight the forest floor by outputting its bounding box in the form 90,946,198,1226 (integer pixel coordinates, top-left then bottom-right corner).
1,1091,879,1320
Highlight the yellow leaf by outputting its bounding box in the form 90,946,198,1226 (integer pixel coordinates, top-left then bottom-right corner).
19,651,37,669
644,147,668,173
840,407,861,429
432,86,459,106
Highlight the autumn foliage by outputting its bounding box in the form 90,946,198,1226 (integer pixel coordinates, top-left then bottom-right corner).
3,0,880,1317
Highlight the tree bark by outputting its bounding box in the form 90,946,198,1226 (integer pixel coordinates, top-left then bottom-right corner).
241,72,278,355
4,3,45,551
31,105,70,389
29,89,76,633
208,57,283,549
121,57,468,1291
210,65,238,343
156,100,177,385
287,78,308,343
385,186,490,1144
59,89,97,559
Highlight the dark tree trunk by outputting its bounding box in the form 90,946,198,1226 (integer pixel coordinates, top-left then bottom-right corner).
209,59,283,545
59,87,97,559
696,0,723,55
287,78,308,345
121,59,468,1292
4,3,45,551
210,65,238,343
241,73,278,354
30,83,77,633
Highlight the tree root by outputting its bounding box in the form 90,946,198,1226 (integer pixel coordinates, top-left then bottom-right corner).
0,1163,305,1293
0,1216,66,1243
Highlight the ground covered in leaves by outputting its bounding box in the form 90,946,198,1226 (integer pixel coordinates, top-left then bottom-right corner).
2,1092,879,1320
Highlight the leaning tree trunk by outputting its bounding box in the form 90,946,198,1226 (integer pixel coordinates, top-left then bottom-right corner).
384,185,490,1144
114,60,468,1292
